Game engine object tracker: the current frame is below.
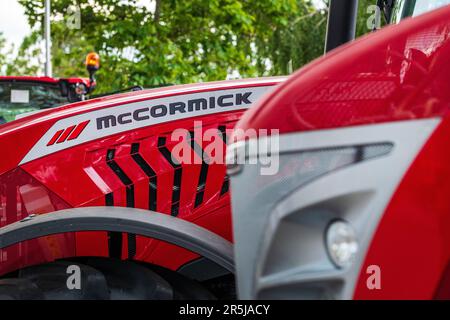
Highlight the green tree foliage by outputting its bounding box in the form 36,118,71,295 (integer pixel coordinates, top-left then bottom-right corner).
5,30,44,76
256,0,327,75
0,33,10,74
256,0,384,74
9,0,381,93
0,30,45,76
18,0,299,93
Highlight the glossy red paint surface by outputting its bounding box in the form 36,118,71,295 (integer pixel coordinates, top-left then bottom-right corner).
0,77,284,275
235,7,450,136
0,168,74,275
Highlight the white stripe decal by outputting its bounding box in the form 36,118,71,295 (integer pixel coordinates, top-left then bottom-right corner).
20,86,273,164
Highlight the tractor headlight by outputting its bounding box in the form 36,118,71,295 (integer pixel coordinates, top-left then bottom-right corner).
326,220,359,268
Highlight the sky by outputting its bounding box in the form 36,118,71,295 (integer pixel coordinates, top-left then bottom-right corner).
0,0,30,49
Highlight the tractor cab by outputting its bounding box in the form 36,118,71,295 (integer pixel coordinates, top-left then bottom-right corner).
0,53,99,124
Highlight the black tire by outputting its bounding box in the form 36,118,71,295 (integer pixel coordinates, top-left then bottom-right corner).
18,260,110,300
0,258,217,300
0,278,44,300
143,264,217,300
76,257,173,300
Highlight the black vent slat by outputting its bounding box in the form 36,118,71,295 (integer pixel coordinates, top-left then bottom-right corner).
158,137,182,216
189,131,209,208
131,143,157,211
106,149,135,259
218,126,230,196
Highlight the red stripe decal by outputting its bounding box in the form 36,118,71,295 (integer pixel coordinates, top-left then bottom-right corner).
47,129,64,146
68,120,90,141
56,125,77,144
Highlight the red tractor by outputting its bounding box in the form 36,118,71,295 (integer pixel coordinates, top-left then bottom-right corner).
228,0,450,299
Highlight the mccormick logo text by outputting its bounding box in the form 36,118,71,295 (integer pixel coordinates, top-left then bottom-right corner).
21,85,276,165
96,92,253,130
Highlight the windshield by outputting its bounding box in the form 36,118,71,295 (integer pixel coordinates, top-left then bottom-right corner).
0,82,68,123
391,0,450,24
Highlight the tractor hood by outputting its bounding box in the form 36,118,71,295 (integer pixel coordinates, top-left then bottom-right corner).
0,77,285,176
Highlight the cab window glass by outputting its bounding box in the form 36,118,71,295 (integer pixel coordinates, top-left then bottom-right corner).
391,0,450,23
0,82,67,123
412,0,450,16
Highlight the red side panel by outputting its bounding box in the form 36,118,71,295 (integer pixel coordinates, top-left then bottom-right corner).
0,168,74,275
24,113,238,269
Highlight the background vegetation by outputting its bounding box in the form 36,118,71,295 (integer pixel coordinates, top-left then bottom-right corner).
0,0,376,93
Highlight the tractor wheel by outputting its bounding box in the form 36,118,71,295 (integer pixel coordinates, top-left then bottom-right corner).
0,257,219,300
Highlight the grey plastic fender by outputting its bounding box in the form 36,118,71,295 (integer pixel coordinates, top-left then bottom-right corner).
0,207,234,273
